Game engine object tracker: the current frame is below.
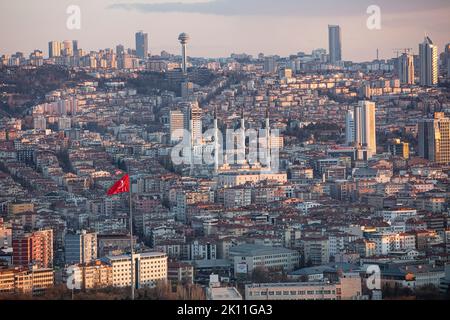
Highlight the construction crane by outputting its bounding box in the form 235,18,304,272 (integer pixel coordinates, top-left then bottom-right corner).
393,48,413,58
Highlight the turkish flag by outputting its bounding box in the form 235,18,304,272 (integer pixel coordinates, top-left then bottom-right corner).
107,174,130,195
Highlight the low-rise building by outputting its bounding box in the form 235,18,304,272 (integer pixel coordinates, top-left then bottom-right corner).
245,273,363,300
0,266,54,295
230,244,300,275
105,251,167,288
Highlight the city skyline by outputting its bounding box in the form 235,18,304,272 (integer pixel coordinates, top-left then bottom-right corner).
1,0,450,305
1,0,450,61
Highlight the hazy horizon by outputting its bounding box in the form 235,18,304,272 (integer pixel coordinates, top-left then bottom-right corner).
1,0,449,61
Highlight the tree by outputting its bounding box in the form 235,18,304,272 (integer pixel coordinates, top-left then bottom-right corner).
415,284,442,300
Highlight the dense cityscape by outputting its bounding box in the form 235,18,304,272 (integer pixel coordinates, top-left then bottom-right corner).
1,20,450,302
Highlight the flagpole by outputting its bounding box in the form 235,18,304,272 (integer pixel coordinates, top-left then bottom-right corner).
129,174,135,301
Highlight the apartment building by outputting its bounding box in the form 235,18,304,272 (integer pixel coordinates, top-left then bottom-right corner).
0,266,54,295
302,237,330,266
12,229,53,268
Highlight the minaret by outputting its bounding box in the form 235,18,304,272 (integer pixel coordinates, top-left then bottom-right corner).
189,108,194,176
240,107,246,165
214,107,219,172
265,107,271,171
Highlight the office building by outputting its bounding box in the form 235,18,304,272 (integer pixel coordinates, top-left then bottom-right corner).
62,40,73,56
181,81,194,99
345,109,355,145
65,230,98,265
398,53,415,85
170,110,185,143
264,56,277,74
328,25,342,64
116,44,125,56
189,102,203,145
353,101,377,158
229,244,300,275
48,41,61,58
245,273,363,300
419,36,438,86
135,31,149,59
388,139,409,159
419,112,450,163
105,251,167,288
72,40,79,56
345,102,376,159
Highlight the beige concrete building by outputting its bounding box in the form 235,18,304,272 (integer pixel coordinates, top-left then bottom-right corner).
0,266,54,295
106,251,167,288
245,273,363,300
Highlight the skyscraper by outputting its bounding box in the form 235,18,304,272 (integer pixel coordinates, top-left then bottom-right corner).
181,81,194,99
213,108,220,172
444,43,450,79
116,44,125,56
328,25,342,64
62,40,73,56
190,102,203,145
48,41,61,58
170,110,185,143
448,58,450,80
178,33,190,75
264,56,277,74
135,31,148,59
72,40,79,56
388,139,410,159
419,112,450,164
65,230,98,265
419,36,438,86
398,53,415,85
354,101,377,158
345,109,355,145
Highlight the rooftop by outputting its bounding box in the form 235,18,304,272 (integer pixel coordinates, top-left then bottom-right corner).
229,244,298,257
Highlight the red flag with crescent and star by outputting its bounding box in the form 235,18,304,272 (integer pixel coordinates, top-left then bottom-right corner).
107,174,130,195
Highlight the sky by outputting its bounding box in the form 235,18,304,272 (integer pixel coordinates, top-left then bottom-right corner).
1,0,449,61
